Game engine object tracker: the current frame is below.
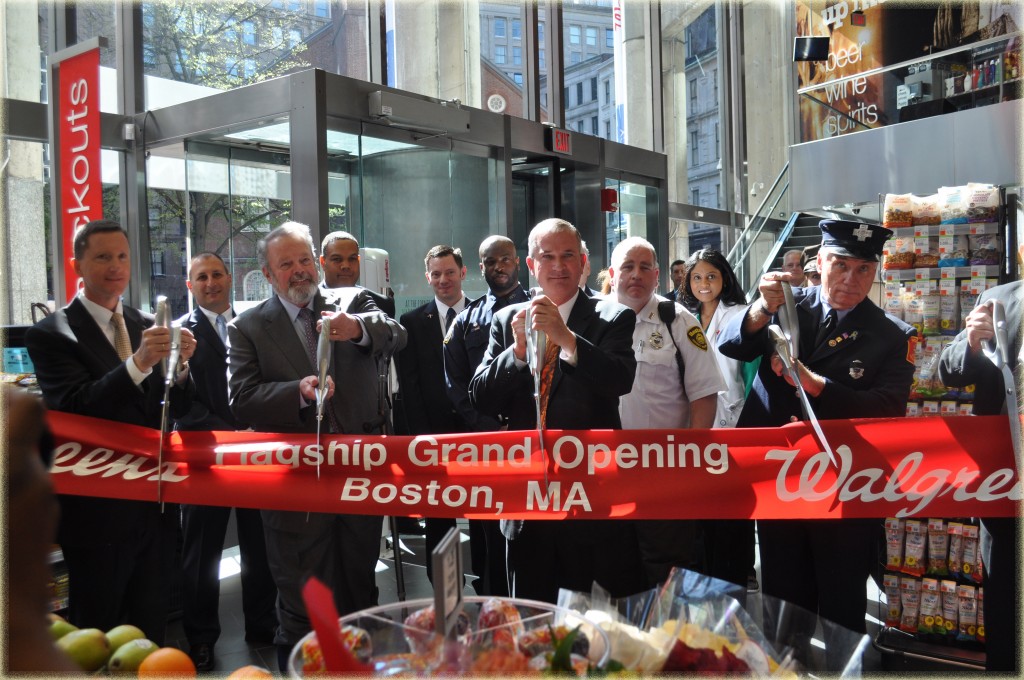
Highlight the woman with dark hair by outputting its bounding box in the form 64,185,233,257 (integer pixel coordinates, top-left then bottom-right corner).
682,248,756,428
683,248,760,594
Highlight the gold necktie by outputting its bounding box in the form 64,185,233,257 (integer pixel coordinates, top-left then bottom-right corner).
111,311,133,361
538,341,560,428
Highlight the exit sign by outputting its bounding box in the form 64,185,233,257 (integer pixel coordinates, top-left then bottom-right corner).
544,127,572,155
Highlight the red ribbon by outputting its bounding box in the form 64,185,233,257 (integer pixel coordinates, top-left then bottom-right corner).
47,412,1021,519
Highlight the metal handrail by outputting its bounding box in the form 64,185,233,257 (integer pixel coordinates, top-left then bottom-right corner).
726,163,789,267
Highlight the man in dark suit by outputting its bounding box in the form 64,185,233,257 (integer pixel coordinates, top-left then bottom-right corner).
443,235,529,595
398,244,470,581
227,222,406,669
718,219,917,670
319,230,396,317
939,278,1022,673
175,252,277,671
665,259,685,301
25,219,196,645
469,218,644,604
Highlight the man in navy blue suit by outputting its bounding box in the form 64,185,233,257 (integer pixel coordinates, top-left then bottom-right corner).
443,235,529,595
397,245,470,582
718,219,917,669
176,252,277,671
470,218,644,604
25,219,196,645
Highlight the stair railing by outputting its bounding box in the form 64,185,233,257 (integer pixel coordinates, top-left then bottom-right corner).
726,162,790,296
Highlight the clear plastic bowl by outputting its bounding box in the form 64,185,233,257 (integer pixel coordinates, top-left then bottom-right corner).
287,595,610,676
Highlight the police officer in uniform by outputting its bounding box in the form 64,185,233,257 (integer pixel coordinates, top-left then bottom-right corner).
718,219,917,669
443,235,529,595
609,236,725,586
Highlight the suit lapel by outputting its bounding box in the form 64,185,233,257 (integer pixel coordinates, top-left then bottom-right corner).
550,293,594,394
261,296,315,376
65,298,122,370
191,309,226,358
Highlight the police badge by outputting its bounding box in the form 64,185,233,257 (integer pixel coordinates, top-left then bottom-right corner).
649,330,665,350
849,359,865,379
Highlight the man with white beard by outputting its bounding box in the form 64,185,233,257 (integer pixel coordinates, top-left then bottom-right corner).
227,221,405,670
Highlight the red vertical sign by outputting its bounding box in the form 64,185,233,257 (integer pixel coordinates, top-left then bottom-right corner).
58,48,102,303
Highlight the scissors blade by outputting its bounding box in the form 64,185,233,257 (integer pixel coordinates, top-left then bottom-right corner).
998,364,1023,475
770,325,837,467
778,281,800,359
158,384,172,511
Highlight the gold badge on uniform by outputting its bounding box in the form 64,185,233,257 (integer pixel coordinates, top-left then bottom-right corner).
686,326,708,351
649,330,665,350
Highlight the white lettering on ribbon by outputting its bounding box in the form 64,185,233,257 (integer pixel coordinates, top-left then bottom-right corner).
768,444,1021,516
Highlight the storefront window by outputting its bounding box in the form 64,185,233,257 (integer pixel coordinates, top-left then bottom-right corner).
140,1,366,110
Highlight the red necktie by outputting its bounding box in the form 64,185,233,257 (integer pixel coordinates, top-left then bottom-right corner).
538,341,560,428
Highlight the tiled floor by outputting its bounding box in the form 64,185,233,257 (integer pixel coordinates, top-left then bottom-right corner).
164,519,902,675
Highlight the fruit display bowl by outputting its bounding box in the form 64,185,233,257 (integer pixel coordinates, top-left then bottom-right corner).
288,596,610,676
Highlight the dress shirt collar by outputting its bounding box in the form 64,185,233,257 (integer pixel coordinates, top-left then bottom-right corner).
198,305,232,327
78,292,124,328
434,297,466,318
277,294,313,322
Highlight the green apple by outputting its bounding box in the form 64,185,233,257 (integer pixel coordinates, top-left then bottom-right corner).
107,638,159,675
55,628,111,671
47,613,78,641
106,624,146,652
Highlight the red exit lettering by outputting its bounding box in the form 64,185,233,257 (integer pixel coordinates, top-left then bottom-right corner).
554,129,571,154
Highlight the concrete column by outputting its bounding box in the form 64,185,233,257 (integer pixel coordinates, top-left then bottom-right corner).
2,0,49,324
393,0,480,106
622,1,652,150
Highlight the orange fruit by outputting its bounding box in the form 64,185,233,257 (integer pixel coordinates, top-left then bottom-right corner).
225,665,273,679
137,647,196,676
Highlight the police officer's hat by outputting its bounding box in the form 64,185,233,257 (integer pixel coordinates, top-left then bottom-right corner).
818,219,893,262
803,260,818,274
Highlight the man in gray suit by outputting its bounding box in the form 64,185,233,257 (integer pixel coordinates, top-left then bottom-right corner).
227,222,406,669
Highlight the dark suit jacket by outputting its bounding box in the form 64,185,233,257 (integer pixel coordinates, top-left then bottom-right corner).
717,285,917,426
25,297,194,545
469,291,637,430
939,280,1022,417
320,283,396,319
175,308,241,431
398,298,469,435
228,288,405,436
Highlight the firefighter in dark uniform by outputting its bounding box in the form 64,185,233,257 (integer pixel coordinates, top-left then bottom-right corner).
718,219,917,670
443,235,529,595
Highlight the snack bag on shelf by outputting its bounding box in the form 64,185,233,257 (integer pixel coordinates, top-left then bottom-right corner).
883,574,902,627
900,578,921,634
883,193,914,228
926,518,949,576
948,523,964,578
885,518,905,570
961,524,980,581
938,186,968,225
940,580,959,639
956,585,978,642
921,291,941,336
914,236,941,268
968,233,1001,265
977,587,985,646
903,520,927,576
938,287,960,336
937,234,969,268
912,193,941,226
903,291,924,336
883,235,916,270
918,578,941,636
965,183,999,223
